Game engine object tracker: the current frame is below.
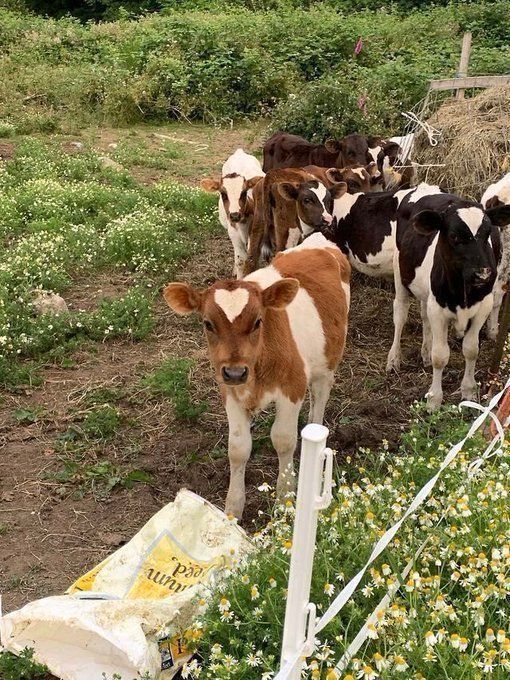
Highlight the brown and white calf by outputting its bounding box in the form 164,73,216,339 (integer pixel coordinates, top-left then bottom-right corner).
163,233,351,519
201,149,264,278
244,167,346,275
481,171,510,339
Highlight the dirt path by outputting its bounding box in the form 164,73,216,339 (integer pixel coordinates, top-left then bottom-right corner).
0,125,493,612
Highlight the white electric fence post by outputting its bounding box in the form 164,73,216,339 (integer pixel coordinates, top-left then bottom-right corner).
278,424,332,679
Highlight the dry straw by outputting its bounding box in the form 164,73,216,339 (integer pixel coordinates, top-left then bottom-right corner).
414,86,510,201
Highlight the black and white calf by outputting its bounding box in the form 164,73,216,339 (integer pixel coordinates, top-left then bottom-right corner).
386,191,510,410
326,183,443,279
481,172,510,339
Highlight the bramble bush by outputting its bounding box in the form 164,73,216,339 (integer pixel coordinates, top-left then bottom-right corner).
0,139,217,386
0,3,509,136
187,405,510,678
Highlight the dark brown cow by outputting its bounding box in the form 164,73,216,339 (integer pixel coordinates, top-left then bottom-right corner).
244,168,347,275
263,132,380,172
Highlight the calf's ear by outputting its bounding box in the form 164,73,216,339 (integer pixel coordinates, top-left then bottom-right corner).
366,161,379,177
486,203,510,227
326,167,344,183
262,278,299,309
277,182,300,201
412,210,444,235
245,175,264,190
201,178,221,192
163,283,203,315
382,141,401,163
367,135,383,148
329,181,348,199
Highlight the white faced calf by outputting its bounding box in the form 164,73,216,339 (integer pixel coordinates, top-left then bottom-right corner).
164,233,350,519
387,192,510,410
202,149,264,279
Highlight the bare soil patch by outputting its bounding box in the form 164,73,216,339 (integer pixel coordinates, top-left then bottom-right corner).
0,125,494,615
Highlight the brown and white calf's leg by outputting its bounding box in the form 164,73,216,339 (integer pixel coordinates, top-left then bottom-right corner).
308,370,335,424
224,395,252,519
461,294,494,401
426,300,449,411
227,224,248,279
271,396,302,499
386,257,410,372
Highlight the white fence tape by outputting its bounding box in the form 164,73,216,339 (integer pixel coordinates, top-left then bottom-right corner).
335,395,508,672
314,380,509,634
276,379,509,679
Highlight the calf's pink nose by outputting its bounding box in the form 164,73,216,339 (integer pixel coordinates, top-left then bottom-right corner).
322,213,333,225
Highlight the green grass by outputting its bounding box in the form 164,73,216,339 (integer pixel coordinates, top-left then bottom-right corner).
112,137,184,169
143,356,208,420
0,137,218,388
0,649,49,680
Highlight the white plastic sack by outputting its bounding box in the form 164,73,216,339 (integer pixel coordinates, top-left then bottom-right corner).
0,489,251,680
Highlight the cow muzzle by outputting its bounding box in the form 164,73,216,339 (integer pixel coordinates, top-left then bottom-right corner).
230,212,242,223
472,267,494,286
221,365,249,385
321,213,333,226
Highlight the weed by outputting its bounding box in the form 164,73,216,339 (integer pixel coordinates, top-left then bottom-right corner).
0,648,49,680
82,405,121,440
13,407,43,424
0,523,8,535
143,357,208,421
45,457,152,498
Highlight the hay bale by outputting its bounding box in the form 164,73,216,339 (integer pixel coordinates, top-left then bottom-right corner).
414,87,510,200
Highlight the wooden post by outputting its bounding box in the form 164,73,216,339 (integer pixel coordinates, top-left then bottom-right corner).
456,32,472,99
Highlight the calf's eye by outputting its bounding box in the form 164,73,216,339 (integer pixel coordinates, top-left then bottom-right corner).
204,319,215,332
252,318,262,332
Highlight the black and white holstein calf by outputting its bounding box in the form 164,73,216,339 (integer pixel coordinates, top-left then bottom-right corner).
386,192,510,410
326,182,443,279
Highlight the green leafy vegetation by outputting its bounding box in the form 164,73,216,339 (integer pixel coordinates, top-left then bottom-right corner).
188,406,510,678
0,648,49,680
45,457,152,498
0,3,508,135
143,357,208,420
0,138,217,387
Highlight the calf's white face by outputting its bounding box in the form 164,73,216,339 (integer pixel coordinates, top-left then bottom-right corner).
201,173,263,224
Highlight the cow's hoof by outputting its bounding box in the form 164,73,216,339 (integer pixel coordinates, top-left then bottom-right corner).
224,499,244,521
461,384,477,402
426,391,442,412
386,354,400,373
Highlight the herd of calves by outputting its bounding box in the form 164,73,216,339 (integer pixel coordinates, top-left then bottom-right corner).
163,130,510,519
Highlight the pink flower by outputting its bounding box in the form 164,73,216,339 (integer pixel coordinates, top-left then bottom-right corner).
354,37,363,55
